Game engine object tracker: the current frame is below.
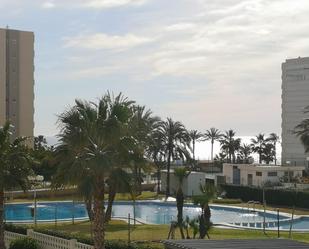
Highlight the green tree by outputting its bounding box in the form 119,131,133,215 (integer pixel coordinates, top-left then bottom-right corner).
251,134,266,164
267,133,279,165
0,121,33,249
193,183,216,239
294,106,309,153
237,143,252,164
174,167,190,239
220,130,241,163
188,130,203,161
54,93,135,249
159,118,191,198
204,128,222,161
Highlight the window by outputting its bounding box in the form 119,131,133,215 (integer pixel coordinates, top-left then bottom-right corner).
233,166,238,169
268,172,277,177
256,172,262,176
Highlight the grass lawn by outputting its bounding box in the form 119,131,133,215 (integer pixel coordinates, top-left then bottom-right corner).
36,220,309,244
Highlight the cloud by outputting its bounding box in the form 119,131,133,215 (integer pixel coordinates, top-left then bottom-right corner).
41,1,55,9
82,0,149,9
63,33,153,50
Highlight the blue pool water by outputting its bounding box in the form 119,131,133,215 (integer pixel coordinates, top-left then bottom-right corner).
4,201,309,230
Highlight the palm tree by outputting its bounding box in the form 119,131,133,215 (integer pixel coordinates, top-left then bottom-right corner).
238,143,252,164
146,128,166,194
204,128,222,161
220,130,241,163
159,118,191,198
192,183,216,239
294,106,309,153
55,93,135,249
174,167,190,239
251,134,266,164
267,133,280,165
0,121,33,249
188,130,203,160
105,168,132,223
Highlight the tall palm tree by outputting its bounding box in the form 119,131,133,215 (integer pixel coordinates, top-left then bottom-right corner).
55,93,135,249
294,106,309,153
267,133,280,165
159,118,191,198
0,121,33,249
188,130,203,160
220,130,241,163
204,128,222,161
146,128,166,194
251,134,266,164
174,167,190,239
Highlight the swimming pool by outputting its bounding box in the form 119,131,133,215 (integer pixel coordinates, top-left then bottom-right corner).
4,201,308,231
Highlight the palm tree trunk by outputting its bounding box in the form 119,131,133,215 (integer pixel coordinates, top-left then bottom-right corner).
166,148,172,198
193,140,195,161
0,189,5,249
274,143,277,165
105,185,116,223
93,179,105,249
157,166,161,194
211,141,214,161
85,197,94,221
176,188,185,239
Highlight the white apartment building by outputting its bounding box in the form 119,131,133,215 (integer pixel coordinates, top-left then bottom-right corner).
282,57,309,166
223,163,304,187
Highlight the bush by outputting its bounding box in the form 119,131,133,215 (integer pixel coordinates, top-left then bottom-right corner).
4,224,27,235
221,184,309,208
212,198,242,204
9,238,40,249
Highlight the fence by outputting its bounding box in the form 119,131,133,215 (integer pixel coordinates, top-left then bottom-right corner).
4,229,93,249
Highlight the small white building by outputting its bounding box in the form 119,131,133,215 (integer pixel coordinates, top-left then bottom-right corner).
223,163,305,187
161,169,206,196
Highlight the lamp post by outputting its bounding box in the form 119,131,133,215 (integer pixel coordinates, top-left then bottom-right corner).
29,175,44,227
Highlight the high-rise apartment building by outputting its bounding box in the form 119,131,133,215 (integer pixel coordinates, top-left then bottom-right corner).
0,28,34,145
282,57,309,166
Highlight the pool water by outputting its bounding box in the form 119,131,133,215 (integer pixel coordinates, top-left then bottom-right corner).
5,201,289,225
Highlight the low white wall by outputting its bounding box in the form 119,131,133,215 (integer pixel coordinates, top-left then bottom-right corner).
4,229,93,249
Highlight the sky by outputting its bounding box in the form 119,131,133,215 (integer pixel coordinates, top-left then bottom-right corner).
1,0,309,146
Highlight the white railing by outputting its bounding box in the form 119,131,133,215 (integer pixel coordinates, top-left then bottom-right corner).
4,229,94,249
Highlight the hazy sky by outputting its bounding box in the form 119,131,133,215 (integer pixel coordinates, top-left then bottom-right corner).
2,0,309,137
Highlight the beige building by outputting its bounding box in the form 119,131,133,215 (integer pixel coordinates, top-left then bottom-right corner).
282,57,309,166
223,163,304,187
0,28,34,145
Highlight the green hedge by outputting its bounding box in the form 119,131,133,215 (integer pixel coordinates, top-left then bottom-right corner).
221,184,309,208
9,238,39,249
4,224,27,235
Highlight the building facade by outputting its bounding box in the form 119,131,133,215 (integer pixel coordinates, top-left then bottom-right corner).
223,163,304,187
0,28,34,145
282,57,309,166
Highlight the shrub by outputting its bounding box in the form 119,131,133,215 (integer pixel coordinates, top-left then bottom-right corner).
9,238,40,249
4,224,27,235
221,184,309,208
212,198,242,204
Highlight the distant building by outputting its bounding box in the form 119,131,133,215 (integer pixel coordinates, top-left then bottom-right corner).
196,160,222,173
0,28,34,146
161,170,206,196
223,163,305,187
282,57,309,166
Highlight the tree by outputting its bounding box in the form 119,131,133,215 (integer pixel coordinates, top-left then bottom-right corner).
54,93,135,249
237,143,252,164
294,106,309,153
146,128,166,194
174,167,190,239
192,183,216,239
188,130,203,161
159,118,191,198
220,130,241,163
251,134,266,164
0,121,33,249
204,128,222,161
262,143,275,164
267,133,280,165
105,168,132,223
